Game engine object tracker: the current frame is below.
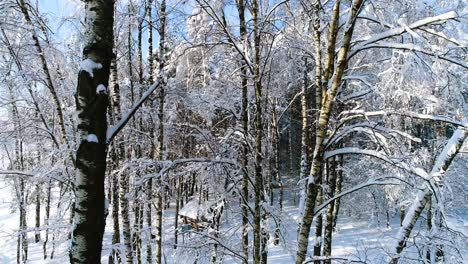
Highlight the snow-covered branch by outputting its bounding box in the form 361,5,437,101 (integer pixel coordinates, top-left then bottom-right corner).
390,128,467,263
339,110,467,128
324,147,428,178
106,81,161,144
353,42,468,69
326,123,421,148
350,11,458,58
314,176,401,217
136,158,239,186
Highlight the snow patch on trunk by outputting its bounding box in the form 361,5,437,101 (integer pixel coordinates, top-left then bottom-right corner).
80,59,102,77
86,134,99,143
96,84,107,94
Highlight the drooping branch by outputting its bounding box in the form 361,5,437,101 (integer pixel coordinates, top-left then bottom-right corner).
324,147,428,178
325,123,421,148
313,176,401,215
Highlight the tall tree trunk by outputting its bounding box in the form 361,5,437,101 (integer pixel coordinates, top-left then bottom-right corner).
252,0,265,262
235,0,250,260
134,2,146,262
70,0,114,262
145,1,155,262
271,98,282,245
147,0,154,83
109,50,122,264
299,56,311,182
119,3,135,263
296,1,364,262
299,56,311,228
138,0,146,85
155,0,167,262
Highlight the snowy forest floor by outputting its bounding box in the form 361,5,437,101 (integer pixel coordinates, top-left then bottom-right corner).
0,179,467,263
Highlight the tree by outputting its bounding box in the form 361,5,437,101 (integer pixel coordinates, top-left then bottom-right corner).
70,0,115,262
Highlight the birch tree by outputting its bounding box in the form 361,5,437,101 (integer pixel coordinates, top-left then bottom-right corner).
70,0,115,262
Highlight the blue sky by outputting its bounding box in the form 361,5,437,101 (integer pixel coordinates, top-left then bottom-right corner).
39,0,75,17
37,0,79,36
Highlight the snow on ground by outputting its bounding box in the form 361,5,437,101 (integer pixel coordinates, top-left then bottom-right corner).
0,178,467,263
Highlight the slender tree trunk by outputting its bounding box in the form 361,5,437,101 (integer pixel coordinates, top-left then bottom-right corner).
43,180,51,259
138,1,146,85
70,0,114,262
35,184,41,243
174,177,181,249
298,56,311,229
313,169,323,263
109,50,122,264
323,158,337,264
426,197,432,262
235,0,250,260
134,2,146,262
155,0,167,262
145,1,155,262
145,181,153,263
147,0,154,83
133,194,142,264
120,170,133,263
252,0,265,262
271,98,282,245
117,3,135,263
20,179,28,263
299,57,311,182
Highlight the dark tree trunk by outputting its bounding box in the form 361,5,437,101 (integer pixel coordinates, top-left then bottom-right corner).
43,180,51,259
174,177,181,249
235,0,249,260
313,170,323,263
35,184,41,243
323,158,338,263
70,0,114,262
252,0,265,262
